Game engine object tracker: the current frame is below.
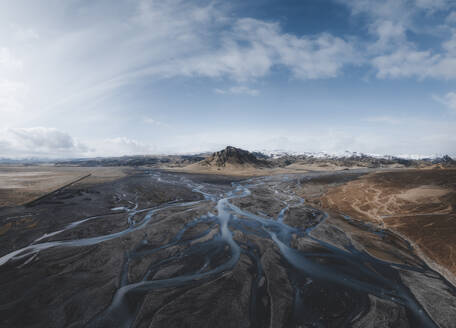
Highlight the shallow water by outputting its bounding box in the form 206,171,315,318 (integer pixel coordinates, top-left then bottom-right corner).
1,171,455,327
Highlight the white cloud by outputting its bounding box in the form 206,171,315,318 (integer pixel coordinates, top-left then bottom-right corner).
340,0,414,25
362,116,401,124
143,117,170,127
433,91,456,111
151,125,456,157
442,32,456,54
91,137,155,157
0,0,454,159
415,0,451,11
215,85,260,96
380,32,456,80
372,47,438,78
0,47,23,71
0,125,454,159
447,12,456,24
341,0,451,22
372,42,456,79
13,27,39,42
0,0,451,134
232,18,357,80
368,20,406,53
0,0,359,132
0,79,28,113
0,129,158,158
338,0,456,79
0,127,88,158
154,17,357,81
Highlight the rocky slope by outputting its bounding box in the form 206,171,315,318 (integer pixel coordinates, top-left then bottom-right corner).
200,146,271,168
269,152,456,169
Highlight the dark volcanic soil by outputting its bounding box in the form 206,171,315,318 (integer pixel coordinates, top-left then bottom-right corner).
0,169,455,328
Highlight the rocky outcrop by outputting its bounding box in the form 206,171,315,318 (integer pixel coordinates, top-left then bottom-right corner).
202,146,271,168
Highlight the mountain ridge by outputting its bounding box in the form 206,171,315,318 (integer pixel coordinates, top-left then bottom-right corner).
3,147,455,169
200,146,271,168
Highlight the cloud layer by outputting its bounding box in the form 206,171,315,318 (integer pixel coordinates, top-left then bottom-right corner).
1,122,454,158
341,0,456,79
0,127,87,158
0,0,455,158
1,0,455,107
434,92,456,111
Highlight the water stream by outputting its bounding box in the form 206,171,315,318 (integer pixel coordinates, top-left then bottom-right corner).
1,171,454,327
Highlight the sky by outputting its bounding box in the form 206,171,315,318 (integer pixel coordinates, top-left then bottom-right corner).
0,0,456,158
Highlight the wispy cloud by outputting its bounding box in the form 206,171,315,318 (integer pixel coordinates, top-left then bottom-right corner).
1,0,454,129
415,0,452,11
433,91,456,111
339,0,456,79
214,85,260,96
0,0,359,129
0,0,455,158
0,47,23,70
143,117,170,127
362,116,401,124
92,137,155,157
0,79,28,114
446,11,456,24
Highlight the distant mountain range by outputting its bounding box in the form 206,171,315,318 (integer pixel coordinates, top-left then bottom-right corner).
192,147,456,171
0,157,55,165
255,149,453,161
265,150,456,169
1,147,455,169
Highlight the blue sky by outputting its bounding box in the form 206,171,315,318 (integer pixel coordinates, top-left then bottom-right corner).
0,0,455,157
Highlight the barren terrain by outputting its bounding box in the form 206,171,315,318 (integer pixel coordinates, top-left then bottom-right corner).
0,167,455,327
169,164,311,176
321,169,456,286
0,166,126,207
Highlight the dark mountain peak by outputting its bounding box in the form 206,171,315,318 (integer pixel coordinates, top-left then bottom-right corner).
203,146,270,167
432,155,455,166
441,155,454,162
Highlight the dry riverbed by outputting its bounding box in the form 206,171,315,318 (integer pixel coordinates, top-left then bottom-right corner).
0,168,455,327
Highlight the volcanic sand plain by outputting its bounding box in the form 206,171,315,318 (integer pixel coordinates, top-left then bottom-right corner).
320,169,456,286
0,166,127,208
